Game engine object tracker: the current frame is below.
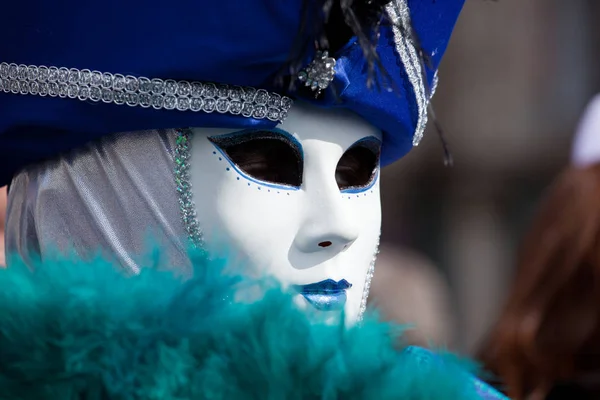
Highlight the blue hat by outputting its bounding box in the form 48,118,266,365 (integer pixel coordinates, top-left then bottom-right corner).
0,0,464,186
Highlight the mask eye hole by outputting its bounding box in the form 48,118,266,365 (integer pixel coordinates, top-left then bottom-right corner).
336,137,381,192
208,129,303,188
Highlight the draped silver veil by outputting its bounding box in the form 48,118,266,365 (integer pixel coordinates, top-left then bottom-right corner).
5,129,191,273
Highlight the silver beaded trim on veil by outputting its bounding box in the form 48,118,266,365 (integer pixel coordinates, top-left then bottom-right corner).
0,63,293,123
358,237,380,321
174,128,204,248
386,1,430,146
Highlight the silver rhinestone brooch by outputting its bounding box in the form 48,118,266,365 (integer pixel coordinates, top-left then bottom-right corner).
298,50,336,96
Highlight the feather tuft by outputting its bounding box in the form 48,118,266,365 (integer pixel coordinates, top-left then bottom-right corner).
0,247,485,399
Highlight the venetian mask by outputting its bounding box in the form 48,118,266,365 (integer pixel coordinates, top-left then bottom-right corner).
190,102,381,322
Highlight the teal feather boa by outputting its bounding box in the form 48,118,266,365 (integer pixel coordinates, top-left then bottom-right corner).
0,249,497,399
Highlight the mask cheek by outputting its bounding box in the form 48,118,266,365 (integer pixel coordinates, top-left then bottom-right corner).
228,193,302,279
190,131,303,283
189,133,234,250
342,189,382,323
198,171,302,281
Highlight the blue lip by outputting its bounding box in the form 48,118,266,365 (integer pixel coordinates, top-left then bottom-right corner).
293,279,352,312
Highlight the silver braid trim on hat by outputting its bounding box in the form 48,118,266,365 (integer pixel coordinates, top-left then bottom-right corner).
0,62,293,123
386,1,430,146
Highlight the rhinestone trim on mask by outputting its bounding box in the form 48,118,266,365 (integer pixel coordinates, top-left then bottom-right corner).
0,62,293,123
358,237,380,321
174,128,203,248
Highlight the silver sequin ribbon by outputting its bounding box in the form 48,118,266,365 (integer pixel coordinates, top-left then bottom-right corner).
386,1,434,146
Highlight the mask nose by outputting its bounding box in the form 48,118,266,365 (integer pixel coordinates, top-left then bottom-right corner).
293,190,359,254
295,226,358,254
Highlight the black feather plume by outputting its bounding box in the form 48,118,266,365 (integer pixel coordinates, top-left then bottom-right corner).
276,0,394,91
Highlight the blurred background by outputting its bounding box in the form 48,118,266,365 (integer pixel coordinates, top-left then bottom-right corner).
373,0,598,354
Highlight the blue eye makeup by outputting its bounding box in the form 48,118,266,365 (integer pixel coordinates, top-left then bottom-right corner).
209,130,380,193
336,136,381,193
208,128,303,189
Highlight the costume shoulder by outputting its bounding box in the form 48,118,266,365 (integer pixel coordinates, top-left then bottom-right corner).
0,249,500,399
403,346,509,400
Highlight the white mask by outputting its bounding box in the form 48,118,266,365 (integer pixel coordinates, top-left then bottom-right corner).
189,102,381,323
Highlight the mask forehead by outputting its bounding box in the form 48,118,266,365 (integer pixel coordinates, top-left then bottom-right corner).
279,102,382,149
